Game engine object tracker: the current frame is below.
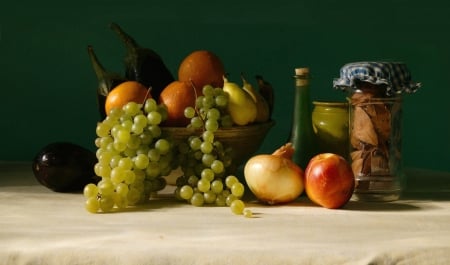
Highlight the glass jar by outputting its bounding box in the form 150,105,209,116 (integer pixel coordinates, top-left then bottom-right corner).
348,91,403,201
312,101,349,160
333,62,421,202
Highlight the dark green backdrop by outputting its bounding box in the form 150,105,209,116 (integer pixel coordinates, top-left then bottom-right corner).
1,1,449,172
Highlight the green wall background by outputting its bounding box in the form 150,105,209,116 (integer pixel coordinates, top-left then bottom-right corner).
1,1,449,172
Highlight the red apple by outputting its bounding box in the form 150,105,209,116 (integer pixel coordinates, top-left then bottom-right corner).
304,153,355,209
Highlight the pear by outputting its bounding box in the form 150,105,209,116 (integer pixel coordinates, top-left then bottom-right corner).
241,74,270,123
222,76,257,126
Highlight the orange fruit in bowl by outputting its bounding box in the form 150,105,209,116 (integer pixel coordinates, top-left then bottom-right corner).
159,80,197,127
178,50,225,93
105,81,150,115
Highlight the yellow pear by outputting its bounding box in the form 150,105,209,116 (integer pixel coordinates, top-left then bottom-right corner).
222,76,257,125
241,75,270,123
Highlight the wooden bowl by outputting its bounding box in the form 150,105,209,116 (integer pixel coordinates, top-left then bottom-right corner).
161,120,275,170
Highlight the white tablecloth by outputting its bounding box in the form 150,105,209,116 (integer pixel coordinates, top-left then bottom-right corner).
1,162,449,265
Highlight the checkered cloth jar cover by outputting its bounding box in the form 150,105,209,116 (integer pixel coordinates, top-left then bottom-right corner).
333,62,421,96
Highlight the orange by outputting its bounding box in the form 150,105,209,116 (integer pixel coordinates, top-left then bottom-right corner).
159,80,197,127
178,50,225,93
105,81,150,115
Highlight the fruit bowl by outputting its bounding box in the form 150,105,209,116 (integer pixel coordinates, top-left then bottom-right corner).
161,120,275,171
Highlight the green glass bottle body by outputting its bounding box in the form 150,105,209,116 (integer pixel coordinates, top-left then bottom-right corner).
289,68,317,169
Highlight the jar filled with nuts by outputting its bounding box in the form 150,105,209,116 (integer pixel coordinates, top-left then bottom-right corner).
333,62,421,201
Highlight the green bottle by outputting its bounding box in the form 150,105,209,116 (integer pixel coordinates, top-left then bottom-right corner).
289,67,317,169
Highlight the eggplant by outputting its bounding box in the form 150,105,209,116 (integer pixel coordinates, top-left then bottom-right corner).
32,142,100,192
87,45,127,120
110,22,174,99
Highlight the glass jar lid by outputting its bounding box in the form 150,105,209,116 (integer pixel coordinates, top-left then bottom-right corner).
333,62,421,96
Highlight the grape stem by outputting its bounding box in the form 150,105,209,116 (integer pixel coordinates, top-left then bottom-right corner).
188,79,206,132
140,86,153,112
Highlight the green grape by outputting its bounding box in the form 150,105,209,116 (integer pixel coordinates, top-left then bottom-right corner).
220,114,233,127
127,187,142,205
85,197,100,213
155,139,171,155
113,193,128,209
189,137,202,151
215,94,228,108
190,192,204,207
226,194,237,206
202,84,215,96
148,125,161,138
123,102,141,116
127,135,141,149
134,114,148,128
203,191,216,204
139,132,153,145
179,185,194,200
200,141,213,154
147,111,162,125
100,195,115,212
202,96,215,109
123,170,135,184
187,175,199,187
190,116,203,129
231,182,245,198
210,180,223,194
145,162,161,178
225,175,239,189
108,108,123,119
98,136,114,149
98,179,115,196
200,168,215,182
113,140,127,152
121,120,133,131
110,167,125,184
210,160,224,174
195,96,204,108
118,157,133,170
95,163,111,178
134,169,145,182
157,105,168,121
131,124,144,134
148,148,161,162
116,183,129,196
96,122,111,138
202,130,214,143
206,108,221,121
222,189,231,198
109,155,122,168
110,124,121,138
144,98,158,113
205,119,219,132
230,199,245,215
184,106,196,119
83,183,98,199
134,154,149,169
197,178,210,193
201,153,215,167
243,209,253,218
215,194,227,206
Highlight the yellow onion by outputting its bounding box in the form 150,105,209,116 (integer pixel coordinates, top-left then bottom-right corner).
244,143,304,204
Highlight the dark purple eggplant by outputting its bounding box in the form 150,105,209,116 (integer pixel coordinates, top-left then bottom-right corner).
110,22,174,99
32,142,100,192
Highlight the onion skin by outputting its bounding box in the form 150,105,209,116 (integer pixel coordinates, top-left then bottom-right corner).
244,150,304,205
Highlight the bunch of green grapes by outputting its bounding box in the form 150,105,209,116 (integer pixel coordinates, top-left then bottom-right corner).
174,85,250,216
84,99,176,213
